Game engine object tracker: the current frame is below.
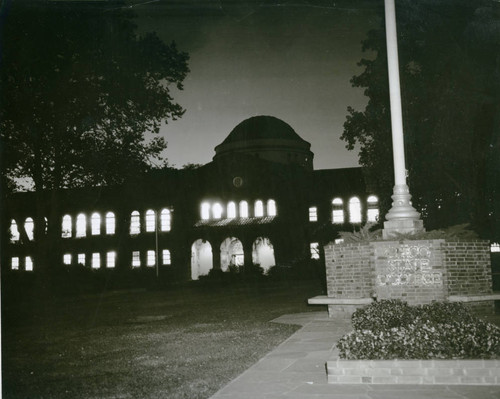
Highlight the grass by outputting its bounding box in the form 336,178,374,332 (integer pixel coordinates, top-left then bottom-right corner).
2,278,326,399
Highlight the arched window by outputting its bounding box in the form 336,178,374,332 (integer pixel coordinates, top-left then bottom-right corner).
91,212,101,235
254,200,264,217
239,201,249,218
201,202,210,220
145,209,156,232
25,217,34,240
92,253,100,269
332,198,344,224
76,214,86,237
160,209,171,231
130,211,140,235
367,195,379,223
267,199,277,216
10,220,20,242
212,203,223,219
309,207,318,222
62,215,72,238
105,212,115,235
106,251,116,268
227,202,236,219
25,256,33,271
349,197,362,223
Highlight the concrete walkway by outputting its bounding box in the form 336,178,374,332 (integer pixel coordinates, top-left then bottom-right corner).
209,311,500,399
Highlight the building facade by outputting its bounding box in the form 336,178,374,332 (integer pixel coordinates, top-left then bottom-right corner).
3,116,379,282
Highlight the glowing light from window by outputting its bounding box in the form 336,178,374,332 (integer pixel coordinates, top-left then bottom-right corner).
310,242,320,259
76,214,86,237
130,211,140,235
160,209,171,231
349,197,362,223
332,198,344,224
162,249,171,265
11,257,19,270
132,251,140,267
92,253,100,269
267,200,277,216
239,201,249,218
106,212,115,235
25,256,33,271
309,207,317,222
145,209,156,232
255,200,264,217
25,217,34,240
10,220,20,242
78,253,85,266
201,202,210,220
62,215,72,238
91,212,101,235
147,250,156,266
227,202,236,219
212,203,223,219
63,254,72,265
367,195,379,223
107,251,116,268
492,243,500,253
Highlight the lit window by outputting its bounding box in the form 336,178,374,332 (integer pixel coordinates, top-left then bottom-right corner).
91,212,101,235
160,209,171,231
130,211,140,235
147,250,156,267
62,215,72,238
11,257,19,270
239,201,249,218
92,253,100,269
335,238,344,244
367,195,379,223
162,249,171,265
332,198,344,224
227,202,236,219
310,242,320,259
309,207,318,222
25,256,33,271
201,202,210,220
78,253,86,266
267,200,277,216
349,197,362,223
25,217,34,240
105,212,115,235
63,254,72,265
132,251,141,267
44,217,48,234
76,214,86,237
492,243,500,253
145,209,156,232
212,203,223,219
107,251,116,268
9,220,20,242
255,200,264,217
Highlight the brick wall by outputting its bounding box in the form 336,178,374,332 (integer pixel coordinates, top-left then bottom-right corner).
324,242,373,299
442,240,492,296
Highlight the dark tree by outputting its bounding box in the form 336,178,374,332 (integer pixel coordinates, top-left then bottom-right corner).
0,1,189,271
342,0,500,240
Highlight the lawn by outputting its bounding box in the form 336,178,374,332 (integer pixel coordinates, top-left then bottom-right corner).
2,278,326,399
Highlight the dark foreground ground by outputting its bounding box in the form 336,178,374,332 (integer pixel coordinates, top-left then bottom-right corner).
2,279,326,399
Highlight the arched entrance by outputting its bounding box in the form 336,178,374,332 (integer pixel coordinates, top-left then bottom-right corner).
252,237,275,273
220,237,244,271
191,239,213,280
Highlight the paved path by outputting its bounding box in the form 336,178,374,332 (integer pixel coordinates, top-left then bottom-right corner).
209,311,500,399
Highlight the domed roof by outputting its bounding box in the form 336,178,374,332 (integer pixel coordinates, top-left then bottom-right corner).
220,116,308,145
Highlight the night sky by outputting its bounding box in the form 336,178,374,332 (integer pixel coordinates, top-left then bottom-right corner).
132,0,382,170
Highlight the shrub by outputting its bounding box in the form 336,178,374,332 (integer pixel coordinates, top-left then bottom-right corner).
338,300,500,360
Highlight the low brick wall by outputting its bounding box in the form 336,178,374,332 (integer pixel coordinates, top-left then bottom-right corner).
327,359,500,385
